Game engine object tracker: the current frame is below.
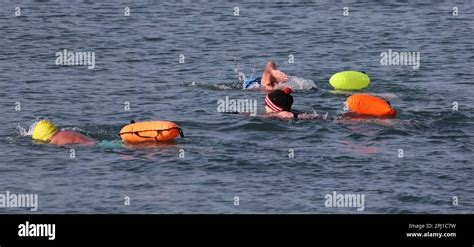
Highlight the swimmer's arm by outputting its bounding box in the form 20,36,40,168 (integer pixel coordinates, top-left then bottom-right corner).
258,113,277,118
259,111,294,119
260,80,273,91
257,111,326,120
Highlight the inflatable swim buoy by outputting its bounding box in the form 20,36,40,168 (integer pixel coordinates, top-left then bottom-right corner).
119,121,184,143
346,94,396,117
329,71,370,90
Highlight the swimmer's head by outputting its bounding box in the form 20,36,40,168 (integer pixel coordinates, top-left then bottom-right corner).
265,87,293,112
32,120,58,142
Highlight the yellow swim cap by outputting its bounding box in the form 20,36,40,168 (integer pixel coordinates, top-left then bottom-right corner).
32,120,58,142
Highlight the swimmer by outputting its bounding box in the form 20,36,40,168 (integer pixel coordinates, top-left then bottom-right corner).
262,87,317,120
260,92,415,127
243,60,289,90
32,120,95,145
258,89,404,123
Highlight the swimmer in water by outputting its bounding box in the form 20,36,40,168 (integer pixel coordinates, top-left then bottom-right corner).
243,60,289,90
32,120,95,145
257,89,415,128
262,87,317,120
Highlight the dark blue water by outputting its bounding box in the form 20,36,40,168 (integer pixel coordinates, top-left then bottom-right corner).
0,1,473,213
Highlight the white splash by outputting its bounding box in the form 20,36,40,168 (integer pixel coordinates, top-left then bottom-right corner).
17,117,52,137
235,69,247,83
277,76,317,90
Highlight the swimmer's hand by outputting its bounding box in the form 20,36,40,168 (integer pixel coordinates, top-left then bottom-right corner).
271,70,288,82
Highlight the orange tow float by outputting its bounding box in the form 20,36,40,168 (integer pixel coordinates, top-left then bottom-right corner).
346,94,397,117
119,120,184,143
